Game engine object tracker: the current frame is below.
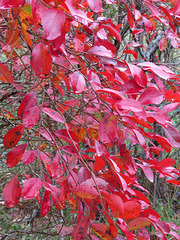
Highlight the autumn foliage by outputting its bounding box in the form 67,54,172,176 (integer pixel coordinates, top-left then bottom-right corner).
0,0,180,239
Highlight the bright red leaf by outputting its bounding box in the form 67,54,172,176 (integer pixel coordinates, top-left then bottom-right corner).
121,201,141,220
7,143,28,168
3,124,24,149
22,178,42,200
17,92,37,119
3,175,21,208
158,158,175,168
41,190,51,217
31,43,52,77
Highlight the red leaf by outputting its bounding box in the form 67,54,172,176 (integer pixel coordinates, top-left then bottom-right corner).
17,92,37,119
103,23,121,43
166,179,180,186
70,72,86,94
42,107,64,123
138,87,163,105
154,135,173,153
45,184,65,210
96,88,124,101
124,4,134,29
7,143,28,168
3,175,21,208
42,8,65,41
122,201,141,220
22,178,42,200
0,63,13,83
142,16,153,34
22,150,37,164
123,49,138,60
93,155,106,171
87,0,102,13
127,217,151,231
98,114,117,144
3,124,24,149
72,216,90,240
158,158,175,168
0,0,24,8
31,43,52,77
165,90,180,102
159,37,167,51
41,190,51,217
127,63,147,87
106,194,124,216
23,105,40,129
73,185,99,199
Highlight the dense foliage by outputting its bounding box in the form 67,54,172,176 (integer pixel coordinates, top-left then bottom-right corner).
0,0,180,239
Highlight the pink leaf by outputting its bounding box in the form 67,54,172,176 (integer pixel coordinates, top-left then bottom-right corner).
57,225,74,236
22,178,42,200
73,185,99,199
70,72,86,94
22,150,37,164
127,63,147,87
42,8,65,41
88,46,113,58
116,99,144,113
23,105,40,129
142,16,153,34
159,37,167,51
98,114,117,144
138,62,175,80
42,107,64,123
87,0,102,13
138,87,163,105
72,216,90,240
138,164,154,182
163,124,180,148
3,175,21,208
